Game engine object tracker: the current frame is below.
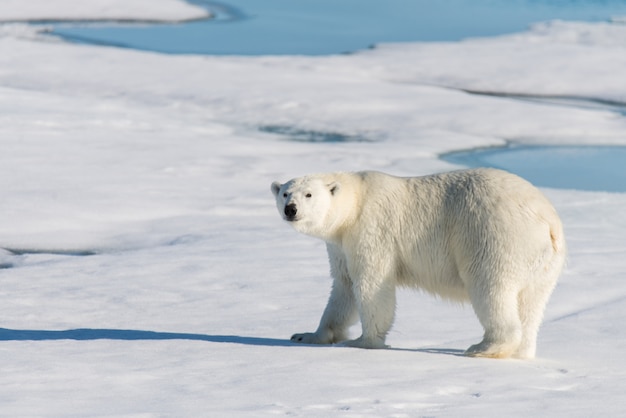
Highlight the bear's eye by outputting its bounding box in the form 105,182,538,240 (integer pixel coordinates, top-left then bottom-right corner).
283,193,288,198
305,193,312,198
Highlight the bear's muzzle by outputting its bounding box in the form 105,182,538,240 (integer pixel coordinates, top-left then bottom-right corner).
284,203,297,221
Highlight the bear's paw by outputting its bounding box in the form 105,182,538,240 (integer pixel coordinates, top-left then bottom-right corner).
290,332,331,345
341,336,389,349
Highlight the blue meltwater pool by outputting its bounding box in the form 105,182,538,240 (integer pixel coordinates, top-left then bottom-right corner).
442,145,626,193
50,0,626,55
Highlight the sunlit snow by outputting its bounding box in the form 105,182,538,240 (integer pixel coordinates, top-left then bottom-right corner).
0,1,625,416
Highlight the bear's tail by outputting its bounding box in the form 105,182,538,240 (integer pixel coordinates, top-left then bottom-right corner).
547,216,567,273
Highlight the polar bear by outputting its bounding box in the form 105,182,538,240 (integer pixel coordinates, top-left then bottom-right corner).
271,168,566,359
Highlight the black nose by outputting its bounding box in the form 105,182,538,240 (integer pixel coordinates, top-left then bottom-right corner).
284,204,297,219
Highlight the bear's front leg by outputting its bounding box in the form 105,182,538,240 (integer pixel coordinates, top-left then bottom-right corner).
291,267,358,345
343,278,396,349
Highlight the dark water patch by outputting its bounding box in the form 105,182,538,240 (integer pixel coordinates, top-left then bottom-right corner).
463,90,626,116
442,144,626,193
259,125,376,143
3,248,98,257
0,248,99,270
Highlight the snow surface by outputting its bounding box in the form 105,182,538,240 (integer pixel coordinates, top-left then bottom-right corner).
0,0,209,22
1,2,626,417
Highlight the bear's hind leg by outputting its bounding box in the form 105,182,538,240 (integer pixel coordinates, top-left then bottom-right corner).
514,280,557,359
466,284,523,359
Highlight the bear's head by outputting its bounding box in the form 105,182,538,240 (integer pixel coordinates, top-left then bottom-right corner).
271,175,340,240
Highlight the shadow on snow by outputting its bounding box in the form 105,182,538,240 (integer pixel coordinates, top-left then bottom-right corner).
0,328,466,355
0,328,293,347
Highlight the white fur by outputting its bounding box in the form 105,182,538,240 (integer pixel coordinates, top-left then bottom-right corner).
271,169,566,359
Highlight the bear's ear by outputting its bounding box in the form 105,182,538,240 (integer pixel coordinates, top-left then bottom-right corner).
328,181,339,196
271,181,282,197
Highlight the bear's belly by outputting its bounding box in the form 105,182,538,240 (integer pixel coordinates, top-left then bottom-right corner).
395,256,469,301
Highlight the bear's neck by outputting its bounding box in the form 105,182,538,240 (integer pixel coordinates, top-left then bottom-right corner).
323,179,361,245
